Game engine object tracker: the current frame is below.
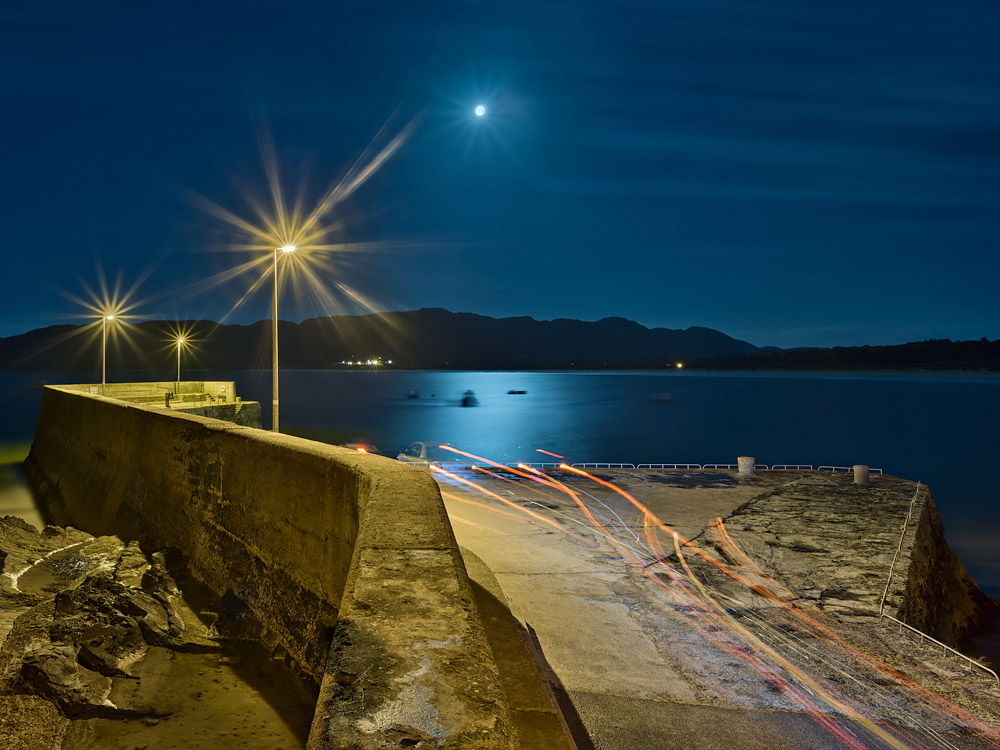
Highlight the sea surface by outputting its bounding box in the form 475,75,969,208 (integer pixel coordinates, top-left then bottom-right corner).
1,369,998,598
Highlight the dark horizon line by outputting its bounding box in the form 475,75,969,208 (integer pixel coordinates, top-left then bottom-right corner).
4,308,997,353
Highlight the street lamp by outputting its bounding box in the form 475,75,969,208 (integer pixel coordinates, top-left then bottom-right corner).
273,245,295,431
176,336,186,392
102,314,115,396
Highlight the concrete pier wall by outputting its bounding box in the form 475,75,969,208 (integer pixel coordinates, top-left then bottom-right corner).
895,489,999,645
59,380,239,402
25,385,517,749
56,381,263,427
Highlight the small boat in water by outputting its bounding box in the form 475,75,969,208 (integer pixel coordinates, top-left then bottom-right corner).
651,393,679,404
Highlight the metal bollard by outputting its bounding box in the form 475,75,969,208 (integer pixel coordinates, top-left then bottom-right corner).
854,465,870,485
737,457,755,477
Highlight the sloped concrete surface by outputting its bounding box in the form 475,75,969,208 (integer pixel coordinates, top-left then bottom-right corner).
440,467,1000,749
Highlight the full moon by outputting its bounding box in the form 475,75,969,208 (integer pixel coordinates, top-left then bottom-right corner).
474,104,486,117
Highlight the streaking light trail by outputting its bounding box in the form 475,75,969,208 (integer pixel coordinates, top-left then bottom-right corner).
430,450,1000,750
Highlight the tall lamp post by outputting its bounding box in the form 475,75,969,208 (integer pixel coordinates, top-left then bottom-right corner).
102,314,115,396
175,336,185,393
273,245,295,431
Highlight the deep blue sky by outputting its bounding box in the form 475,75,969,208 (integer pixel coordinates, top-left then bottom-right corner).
2,0,998,347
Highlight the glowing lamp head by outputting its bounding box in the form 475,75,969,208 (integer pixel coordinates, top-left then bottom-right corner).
177,337,185,345
279,245,296,253
105,315,115,320
474,104,486,117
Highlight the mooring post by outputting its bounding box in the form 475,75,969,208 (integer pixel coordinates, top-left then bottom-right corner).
738,456,755,477
854,465,870,485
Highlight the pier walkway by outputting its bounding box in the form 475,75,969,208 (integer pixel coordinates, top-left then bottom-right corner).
437,468,1000,750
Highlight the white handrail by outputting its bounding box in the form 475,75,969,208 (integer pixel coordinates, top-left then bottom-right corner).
880,483,923,616
637,463,702,469
405,456,894,474
818,465,884,474
879,613,999,689
570,462,636,469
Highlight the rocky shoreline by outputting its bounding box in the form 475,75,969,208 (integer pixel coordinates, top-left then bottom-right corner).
0,517,315,749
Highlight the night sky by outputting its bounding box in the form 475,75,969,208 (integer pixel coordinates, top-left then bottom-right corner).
2,0,998,347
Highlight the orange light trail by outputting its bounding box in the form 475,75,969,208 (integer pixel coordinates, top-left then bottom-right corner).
535,449,565,458
711,520,1000,742
436,448,1000,747
671,533,913,750
562,464,788,594
471,465,569,504
441,490,551,529
432,467,588,543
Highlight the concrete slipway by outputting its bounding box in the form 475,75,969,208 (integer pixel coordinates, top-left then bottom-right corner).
437,467,1000,750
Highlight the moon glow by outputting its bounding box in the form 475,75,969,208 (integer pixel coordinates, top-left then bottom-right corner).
474,104,486,117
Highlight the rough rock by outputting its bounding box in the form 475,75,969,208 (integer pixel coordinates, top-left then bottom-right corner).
0,519,218,721
21,641,114,715
686,474,999,645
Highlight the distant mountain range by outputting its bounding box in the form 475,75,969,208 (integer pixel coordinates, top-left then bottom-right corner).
1,310,996,372
0,309,765,371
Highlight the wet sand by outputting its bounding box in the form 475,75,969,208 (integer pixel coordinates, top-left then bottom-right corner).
0,449,42,530
0,466,319,750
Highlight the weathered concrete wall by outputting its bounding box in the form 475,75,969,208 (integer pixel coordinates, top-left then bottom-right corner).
173,400,262,427
896,489,1000,645
25,386,517,749
697,473,996,645
60,381,239,403
60,381,263,427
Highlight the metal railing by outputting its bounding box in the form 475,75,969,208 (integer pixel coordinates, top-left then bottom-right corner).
879,483,924,616
570,462,636,469
505,462,562,469
879,613,999,689
818,465,884,474
637,463,703,469
412,459,890,475
875,483,999,690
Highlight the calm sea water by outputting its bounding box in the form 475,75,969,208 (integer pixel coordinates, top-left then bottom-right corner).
2,369,998,596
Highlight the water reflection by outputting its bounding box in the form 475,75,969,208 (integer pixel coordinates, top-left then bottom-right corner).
0,442,41,530
2,370,998,594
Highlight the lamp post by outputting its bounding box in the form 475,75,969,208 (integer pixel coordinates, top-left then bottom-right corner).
176,336,185,393
273,245,295,431
102,314,115,396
